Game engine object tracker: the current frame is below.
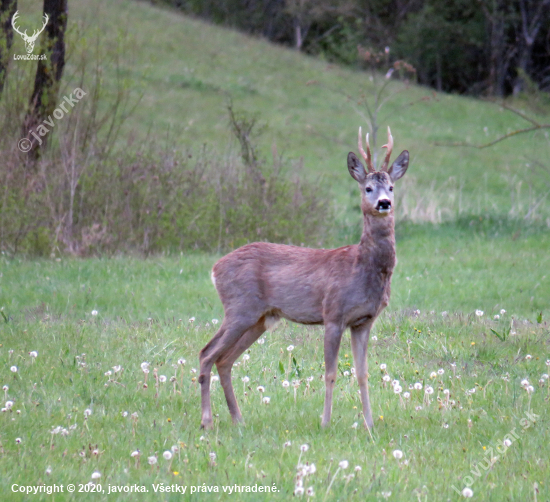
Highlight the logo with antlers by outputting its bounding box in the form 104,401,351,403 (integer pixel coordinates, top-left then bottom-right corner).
12,11,49,54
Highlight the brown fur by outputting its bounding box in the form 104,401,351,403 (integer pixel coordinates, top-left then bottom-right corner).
198,145,409,430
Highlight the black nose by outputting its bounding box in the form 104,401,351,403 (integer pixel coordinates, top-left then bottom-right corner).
377,199,391,210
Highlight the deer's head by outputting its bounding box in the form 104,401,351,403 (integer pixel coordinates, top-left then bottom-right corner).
347,127,409,217
12,11,49,54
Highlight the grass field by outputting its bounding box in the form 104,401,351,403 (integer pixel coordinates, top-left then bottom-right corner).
2,0,550,500
1,239,549,501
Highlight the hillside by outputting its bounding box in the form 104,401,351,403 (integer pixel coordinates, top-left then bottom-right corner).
42,0,549,224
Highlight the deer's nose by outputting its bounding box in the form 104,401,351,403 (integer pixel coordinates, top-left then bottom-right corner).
377,199,391,211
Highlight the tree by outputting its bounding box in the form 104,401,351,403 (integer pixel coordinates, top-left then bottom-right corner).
0,0,16,97
24,0,68,155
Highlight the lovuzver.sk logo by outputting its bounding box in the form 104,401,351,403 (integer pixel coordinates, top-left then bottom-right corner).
12,10,48,61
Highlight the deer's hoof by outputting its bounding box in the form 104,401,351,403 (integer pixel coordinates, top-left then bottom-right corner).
200,420,214,430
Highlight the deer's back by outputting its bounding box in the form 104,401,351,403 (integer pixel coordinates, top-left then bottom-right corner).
211,242,391,326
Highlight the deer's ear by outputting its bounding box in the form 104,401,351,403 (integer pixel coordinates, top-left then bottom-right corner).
388,150,409,182
347,152,367,183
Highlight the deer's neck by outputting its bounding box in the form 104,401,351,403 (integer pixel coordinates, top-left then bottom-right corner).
358,214,396,272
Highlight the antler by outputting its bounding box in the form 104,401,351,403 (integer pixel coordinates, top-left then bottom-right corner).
357,126,375,173
30,13,48,41
379,126,394,172
11,11,28,39
11,11,48,41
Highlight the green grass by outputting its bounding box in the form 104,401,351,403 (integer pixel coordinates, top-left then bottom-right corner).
1,254,549,501
1,241,549,501
14,0,550,221
3,0,550,500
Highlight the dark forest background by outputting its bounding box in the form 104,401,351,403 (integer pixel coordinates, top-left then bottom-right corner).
150,0,550,97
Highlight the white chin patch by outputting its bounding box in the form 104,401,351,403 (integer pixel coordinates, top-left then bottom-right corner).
377,208,391,214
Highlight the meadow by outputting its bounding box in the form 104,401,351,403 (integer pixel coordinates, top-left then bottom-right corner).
1,237,549,501
1,0,550,500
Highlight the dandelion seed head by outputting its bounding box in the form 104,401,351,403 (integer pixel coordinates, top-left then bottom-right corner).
475,310,483,317
257,385,265,393
504,439,512,447
382,375,391,382
339,460,349,469
262,396,271,404
29,351,38,358
414,382,422,390
163,451,173,460
300,444,309,452
380,363,387,370
131,450,140,457
91,310,98,316
10,366,17,373
282,380,290,388
148,456,157,465
159,375,167,383
462,487,473,497
91,471,101,480
392,449,403,459
15,437,21,444
287,345,294,352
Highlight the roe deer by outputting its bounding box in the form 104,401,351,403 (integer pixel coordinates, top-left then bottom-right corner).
199,126,409,429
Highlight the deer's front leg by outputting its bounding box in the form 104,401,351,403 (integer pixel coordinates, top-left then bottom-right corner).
321,321,345,427
350,321,374,429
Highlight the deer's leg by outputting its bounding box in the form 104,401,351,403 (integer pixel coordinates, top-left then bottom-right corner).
321,321,345,427
215,318,266,424
350,321,374,429
199,317,257,429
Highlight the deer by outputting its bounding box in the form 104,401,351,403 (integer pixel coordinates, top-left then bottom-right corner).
199,126,409,430
12,11,49,54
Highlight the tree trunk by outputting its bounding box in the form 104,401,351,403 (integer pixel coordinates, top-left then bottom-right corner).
0,0,16,97
23,0,68,156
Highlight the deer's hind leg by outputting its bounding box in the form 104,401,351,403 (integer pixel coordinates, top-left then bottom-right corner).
199,313,263,429
215,318,267,424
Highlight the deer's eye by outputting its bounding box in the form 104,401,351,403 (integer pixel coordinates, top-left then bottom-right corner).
366,187,373,193
389,186,394,192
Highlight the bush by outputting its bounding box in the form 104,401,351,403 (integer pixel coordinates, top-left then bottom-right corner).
0,46,330,256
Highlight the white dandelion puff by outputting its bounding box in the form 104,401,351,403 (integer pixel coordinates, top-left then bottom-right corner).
462,487,473,497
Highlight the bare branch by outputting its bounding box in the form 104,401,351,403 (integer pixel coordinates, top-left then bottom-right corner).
436,99,550,148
